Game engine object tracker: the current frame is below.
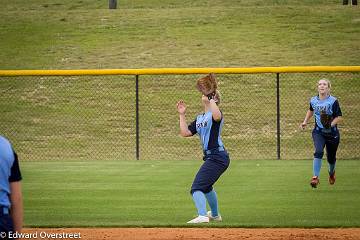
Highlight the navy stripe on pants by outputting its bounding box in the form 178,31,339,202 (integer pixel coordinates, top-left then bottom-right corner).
191,151,230,194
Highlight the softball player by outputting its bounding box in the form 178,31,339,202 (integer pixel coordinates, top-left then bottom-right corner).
0,135,23,238
177,90,230,224
300,79,342,188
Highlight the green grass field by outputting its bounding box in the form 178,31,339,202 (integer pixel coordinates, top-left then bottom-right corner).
22,160,360,227
1,0,360,228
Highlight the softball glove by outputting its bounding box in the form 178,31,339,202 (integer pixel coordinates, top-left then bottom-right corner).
320,110,332,129
196,73,218,99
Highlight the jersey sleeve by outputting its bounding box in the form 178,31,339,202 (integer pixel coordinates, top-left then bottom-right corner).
332,100,342,117
309,102,314,111
9,151,22,182
188,119,197,135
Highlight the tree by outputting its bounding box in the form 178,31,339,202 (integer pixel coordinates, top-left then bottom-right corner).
343,0,358,5
109,0,117,9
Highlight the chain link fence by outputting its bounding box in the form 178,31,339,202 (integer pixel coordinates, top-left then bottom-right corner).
1,70,359,161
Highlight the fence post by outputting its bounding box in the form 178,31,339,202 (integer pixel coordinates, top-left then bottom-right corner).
276,73,281,160
136,75,140,160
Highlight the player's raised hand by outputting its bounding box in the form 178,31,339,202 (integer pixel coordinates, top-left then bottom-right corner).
177,100,187,114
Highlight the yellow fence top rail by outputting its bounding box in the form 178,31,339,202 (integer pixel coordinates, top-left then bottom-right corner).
1,66,360,76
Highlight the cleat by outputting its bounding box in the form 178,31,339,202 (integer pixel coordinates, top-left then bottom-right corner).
329,171,336,185
187,215,209,224
207,211,222,222
310,176,319,188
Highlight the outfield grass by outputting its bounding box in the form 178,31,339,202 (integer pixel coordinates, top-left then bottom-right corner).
22,160,360,227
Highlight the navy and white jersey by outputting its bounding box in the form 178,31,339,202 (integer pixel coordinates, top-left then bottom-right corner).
188,111,225,151
309,95,342,129
0,136,22,208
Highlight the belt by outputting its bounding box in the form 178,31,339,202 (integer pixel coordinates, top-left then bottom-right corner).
204,146,225,155
0,206,9,215
315,126,337,133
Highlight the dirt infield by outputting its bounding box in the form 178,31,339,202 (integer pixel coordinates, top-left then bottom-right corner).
24,228,360,240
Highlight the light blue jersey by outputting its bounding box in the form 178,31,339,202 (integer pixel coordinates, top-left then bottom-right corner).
309,95,342,129
188,111,224,151
0,136,22,208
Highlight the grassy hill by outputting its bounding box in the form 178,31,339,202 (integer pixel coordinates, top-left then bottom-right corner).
1,0,359,69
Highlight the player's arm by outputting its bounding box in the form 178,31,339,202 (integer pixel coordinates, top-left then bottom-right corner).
9,152,23,233
331,99,343,127
10,181,23,233
331,116,342,127
300,110,313,130
177,100,193,137
179,114,193,137
209,99,221,122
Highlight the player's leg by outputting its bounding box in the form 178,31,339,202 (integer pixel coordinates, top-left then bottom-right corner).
188,161,213,223
325,132,340,185
205,190,218,216
190,191,208,217
189,156,228,223
204,152,229,221
205,190,222,221
187,190,209,223
311,131,326,188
